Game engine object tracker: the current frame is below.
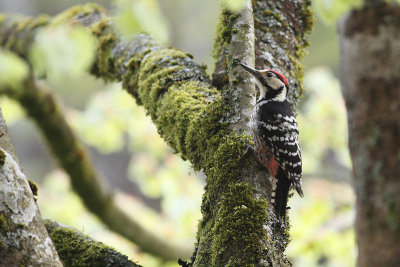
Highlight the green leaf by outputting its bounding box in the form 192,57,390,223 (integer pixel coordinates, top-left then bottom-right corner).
114,0,169,43
313,0,362,25
221,0,246,13
0,50,29,89
29,25,96,77
0,97,25,124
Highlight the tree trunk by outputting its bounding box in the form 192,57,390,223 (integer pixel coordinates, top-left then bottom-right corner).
338,2,400,266
196,0,313,266
0,1,313,265
0,108,63,267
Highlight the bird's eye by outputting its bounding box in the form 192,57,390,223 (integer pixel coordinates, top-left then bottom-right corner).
266,72,273,78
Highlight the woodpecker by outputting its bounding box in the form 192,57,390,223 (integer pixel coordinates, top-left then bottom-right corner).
240,62,303,219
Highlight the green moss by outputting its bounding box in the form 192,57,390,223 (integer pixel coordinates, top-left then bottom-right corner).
301,1,315,35
1,5,300,263
264,9,283,23
213,9,239,61
0,16,48,58
29,15,51,30
203,134,250,207
51,4,108,26
0,213,9,231
89,18,112,37
112,29,277,265
288,54,305,97
48,225,117,266
13,14,49,34
291,0,314,98
93,33,119,81
251,0,314,102
53,228,108,266
138,48,190,111
211,183,269,266
28,179,38,197
45,220,141,266
155,80,219,158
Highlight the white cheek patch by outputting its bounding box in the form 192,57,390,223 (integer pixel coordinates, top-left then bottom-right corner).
268,77,284,90
255,79,266,97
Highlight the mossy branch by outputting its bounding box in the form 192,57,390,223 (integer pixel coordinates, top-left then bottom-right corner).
0,1,313,265
44,219,141,267
0,76,192,260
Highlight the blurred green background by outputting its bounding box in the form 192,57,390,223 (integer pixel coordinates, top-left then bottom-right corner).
0,0,361,266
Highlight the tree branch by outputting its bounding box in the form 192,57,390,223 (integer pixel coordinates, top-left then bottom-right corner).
0,76,192,260
0,146,62,266
0,108,20,166
44,219,141,267
0,2,314,265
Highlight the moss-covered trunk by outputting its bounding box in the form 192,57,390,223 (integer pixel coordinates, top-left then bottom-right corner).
0,1,313,265
338,2,400,266
190,1,313,266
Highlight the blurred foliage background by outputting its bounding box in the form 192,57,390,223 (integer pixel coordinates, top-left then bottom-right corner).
0,0,361,266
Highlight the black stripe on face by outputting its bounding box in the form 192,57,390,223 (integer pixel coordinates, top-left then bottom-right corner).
260,78,269,88
264,86,284,99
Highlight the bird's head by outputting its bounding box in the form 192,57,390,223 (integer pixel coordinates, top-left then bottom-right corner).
239,62,289,102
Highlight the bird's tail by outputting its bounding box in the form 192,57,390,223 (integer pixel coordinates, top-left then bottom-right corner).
272,167,291,219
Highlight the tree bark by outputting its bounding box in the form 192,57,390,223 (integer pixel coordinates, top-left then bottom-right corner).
338,3,400,266
44,219,141,267
0,109,63,267
0,108,20,166
0,9,192,261
0,1,313,265
198,1,313,265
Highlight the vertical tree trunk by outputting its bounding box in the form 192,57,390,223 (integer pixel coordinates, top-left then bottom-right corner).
192,0,313,265
339,3,400,266
0,1,314,265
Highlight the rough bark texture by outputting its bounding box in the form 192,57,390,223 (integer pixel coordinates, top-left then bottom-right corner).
339,3,400,267
0,108,20,166
253,0,313,104
198,1,313,266
0,106,141,266
0,11,192,260
0,1,313,265
0,145,62,266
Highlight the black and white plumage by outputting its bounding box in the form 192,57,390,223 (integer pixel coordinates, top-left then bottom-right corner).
240,62,303,219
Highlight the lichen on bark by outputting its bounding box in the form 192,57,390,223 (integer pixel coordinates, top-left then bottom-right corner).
190,1,313,266
252,0,313,103
0,1,313,265
0,148,62,266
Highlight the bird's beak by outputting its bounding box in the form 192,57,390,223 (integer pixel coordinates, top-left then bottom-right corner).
239,63,263,80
